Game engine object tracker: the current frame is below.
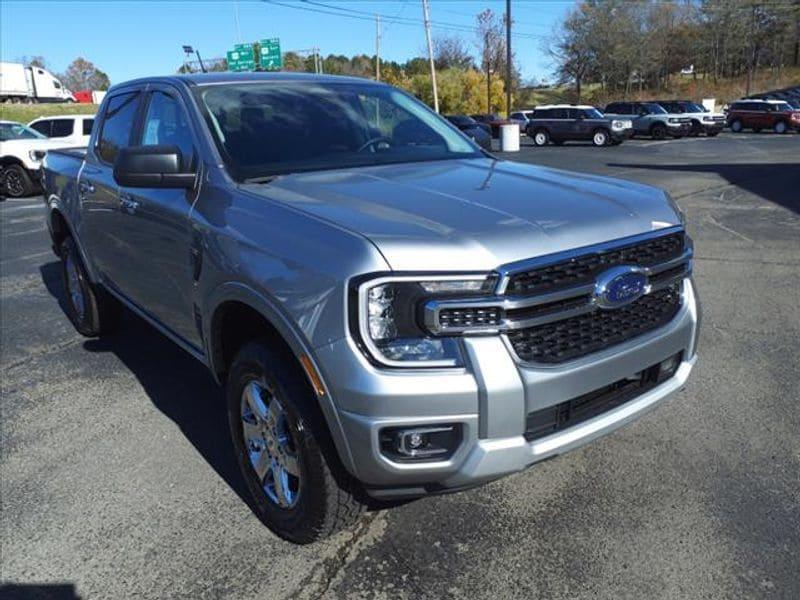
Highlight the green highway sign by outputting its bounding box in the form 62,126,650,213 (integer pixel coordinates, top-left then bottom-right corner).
259,38,282,70
227,47,255,72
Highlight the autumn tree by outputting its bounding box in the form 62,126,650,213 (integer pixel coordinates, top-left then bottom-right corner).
59,57,110,91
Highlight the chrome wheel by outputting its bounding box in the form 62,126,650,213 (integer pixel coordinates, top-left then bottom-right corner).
593,131,608,146
534,132,547,146
65,253,85,320
241,380,301,509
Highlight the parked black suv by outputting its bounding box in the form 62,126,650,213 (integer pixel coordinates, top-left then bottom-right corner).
525,105,634,147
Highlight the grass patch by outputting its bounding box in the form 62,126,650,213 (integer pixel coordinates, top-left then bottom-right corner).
0,103,100,125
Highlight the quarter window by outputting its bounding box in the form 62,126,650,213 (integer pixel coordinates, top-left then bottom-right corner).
98,91,142,164
141,91,195,170
82,119,95,136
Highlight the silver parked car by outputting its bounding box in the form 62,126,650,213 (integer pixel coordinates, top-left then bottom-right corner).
42,73,700,543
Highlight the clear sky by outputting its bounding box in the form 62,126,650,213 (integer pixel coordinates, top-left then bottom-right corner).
1,0,572,86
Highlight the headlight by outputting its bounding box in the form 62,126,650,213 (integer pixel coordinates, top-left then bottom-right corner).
28,150,47,162
611,119,627,130
668,118,679,124
702,116,714,122
664,191,686,226
354,275,496,367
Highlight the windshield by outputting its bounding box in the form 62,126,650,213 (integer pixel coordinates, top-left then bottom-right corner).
585,108,604,119
0,122,47,141
687,102,707,112
644,103,668,115
772,102,793,112
196,81,481,181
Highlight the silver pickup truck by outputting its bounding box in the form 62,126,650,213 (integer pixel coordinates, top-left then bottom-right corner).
42,73,700,544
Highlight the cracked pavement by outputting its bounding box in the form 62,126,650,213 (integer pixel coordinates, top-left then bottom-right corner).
2,132,798,599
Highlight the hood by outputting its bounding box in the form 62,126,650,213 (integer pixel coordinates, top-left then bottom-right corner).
242,158,681,272
0,137,73,152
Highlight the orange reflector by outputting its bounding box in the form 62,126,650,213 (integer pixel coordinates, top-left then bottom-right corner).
299,354,326,397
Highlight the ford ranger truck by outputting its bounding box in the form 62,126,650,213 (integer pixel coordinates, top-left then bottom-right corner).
41,73,700,544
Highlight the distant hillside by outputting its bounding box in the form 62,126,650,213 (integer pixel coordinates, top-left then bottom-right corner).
1,103,99,125
517,68,800,110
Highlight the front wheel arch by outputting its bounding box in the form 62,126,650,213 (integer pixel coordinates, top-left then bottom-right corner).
206,289,359,480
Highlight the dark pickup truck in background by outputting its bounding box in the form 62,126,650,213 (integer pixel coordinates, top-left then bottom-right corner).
41,72,700,544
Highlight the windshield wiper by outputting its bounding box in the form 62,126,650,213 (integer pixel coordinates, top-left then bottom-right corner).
243,174,284,184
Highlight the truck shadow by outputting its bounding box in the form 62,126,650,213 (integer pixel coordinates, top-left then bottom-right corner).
39,261,256,514
605,161,800,215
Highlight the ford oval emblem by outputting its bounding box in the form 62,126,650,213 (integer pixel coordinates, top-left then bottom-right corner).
594,267,648,309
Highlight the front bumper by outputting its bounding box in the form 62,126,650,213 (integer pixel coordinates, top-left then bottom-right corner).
610,128,634,142
700,120,725,134
316,278,701,499
668,122,692,137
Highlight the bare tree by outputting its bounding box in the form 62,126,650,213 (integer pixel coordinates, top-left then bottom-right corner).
433,35,475,70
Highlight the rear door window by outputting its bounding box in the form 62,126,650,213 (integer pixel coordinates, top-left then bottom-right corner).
98,91,142,164
50,119,75,138
82,119,95,136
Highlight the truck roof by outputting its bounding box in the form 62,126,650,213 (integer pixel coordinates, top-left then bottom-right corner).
109,71,382,93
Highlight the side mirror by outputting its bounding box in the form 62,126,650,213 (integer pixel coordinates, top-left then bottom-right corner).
113,145,195,188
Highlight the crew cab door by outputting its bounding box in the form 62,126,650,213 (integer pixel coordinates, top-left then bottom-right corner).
113,84,203,348
79,89,145,289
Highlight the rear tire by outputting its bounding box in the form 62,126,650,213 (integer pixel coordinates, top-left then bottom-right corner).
227,340,366,544
60,237,121,336
3,164,34,198
532,129,549,146
730,119,743,133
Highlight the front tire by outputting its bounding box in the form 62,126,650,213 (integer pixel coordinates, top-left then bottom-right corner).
60,237,121,336
3,164,35,198
774,120,788,134
227,340,366,544
730,119,743,133
592,129,609,147
651,123,667,140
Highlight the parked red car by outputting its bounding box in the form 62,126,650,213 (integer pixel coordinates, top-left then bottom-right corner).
726,99,800,134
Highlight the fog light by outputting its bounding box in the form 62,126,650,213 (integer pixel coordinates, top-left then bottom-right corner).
379,425,461,461
657,352,682,382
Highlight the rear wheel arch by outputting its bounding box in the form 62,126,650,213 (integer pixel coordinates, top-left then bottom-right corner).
207,291,359,478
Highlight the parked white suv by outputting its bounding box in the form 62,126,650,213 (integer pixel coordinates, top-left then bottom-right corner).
0,121,69,197
28,114,95,147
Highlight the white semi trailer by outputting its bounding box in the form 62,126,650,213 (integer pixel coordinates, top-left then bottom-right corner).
0,62,75,103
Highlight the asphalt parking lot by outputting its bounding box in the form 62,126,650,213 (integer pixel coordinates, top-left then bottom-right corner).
2,132,799,599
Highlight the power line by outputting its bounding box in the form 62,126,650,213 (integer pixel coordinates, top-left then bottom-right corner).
262,0,547,40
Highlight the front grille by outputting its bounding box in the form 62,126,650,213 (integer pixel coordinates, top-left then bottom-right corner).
506,233,684,296
438,306,501,329
524,353,681,442
507,284,682,363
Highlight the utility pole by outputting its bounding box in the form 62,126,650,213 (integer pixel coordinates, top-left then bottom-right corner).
234,0,242,43
421,0,439,113
376,15,381,81
505,0,512,117
485,31,491,113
